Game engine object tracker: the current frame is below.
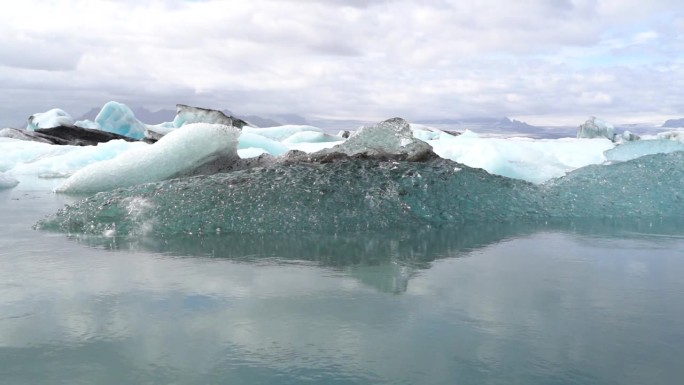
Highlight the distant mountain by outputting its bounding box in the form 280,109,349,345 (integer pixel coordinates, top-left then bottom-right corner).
77,105,284,127
269,114,310,125
415,117,535,129
307,118,373,133
662,118,684,128
76,107,100,122
239,115,282,127
77,107,175,124
131,107,176,124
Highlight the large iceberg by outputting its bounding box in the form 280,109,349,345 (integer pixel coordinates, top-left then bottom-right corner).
38,158,542,235
37,151,684,237
56,123,239,193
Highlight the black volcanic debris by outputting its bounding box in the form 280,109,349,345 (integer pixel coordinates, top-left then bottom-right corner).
0,126,136,146
36,126,139,145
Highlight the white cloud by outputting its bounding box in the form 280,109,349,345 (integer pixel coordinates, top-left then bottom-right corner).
0,0,683,127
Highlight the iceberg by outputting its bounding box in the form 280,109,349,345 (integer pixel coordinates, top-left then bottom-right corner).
543,152,684,218
173,104,248,129
655,129,684,142
9,139,146,181
55,123,240,193
426,131,614,184
281,131,342,144
73,119,102,130
577,117,616,141
38,158,543,236
238,132,289,156
27,108,74,131
307,117,435,161
25,110,684,238
94,101,148,140
36,151,684,237
239,125,342,154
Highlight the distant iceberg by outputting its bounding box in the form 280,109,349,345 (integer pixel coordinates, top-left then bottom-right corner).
577,117,615,141
93,101,148,140
4,103,684,198
27,108,74,131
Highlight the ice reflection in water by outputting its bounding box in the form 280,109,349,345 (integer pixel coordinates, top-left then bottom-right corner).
2,190,684,384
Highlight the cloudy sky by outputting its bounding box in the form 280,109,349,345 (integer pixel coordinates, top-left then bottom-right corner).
1,0,683,127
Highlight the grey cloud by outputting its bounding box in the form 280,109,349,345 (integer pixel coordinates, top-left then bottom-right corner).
0,36,82,71
1,0,684,127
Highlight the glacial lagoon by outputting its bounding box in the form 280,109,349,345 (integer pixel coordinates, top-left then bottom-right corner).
2,187,684,384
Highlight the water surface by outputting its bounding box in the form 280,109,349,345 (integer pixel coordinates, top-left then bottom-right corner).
1,189,683,384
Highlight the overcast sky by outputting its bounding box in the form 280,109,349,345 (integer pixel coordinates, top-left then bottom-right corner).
1,0,683,127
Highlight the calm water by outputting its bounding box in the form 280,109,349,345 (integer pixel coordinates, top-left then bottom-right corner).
1,188,684,385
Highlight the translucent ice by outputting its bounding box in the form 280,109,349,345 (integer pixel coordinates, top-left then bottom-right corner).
73,119,102,130
26,109,74,130
9,140,146,180
37,152,684,237
281,131,342,144
56,123,239,193
317,117,434,161
238,132,289,156
95,101,147,140
604,139,684,162
243,125,325,141
0,137,145,190
38,159,543,235
410,123,446,141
